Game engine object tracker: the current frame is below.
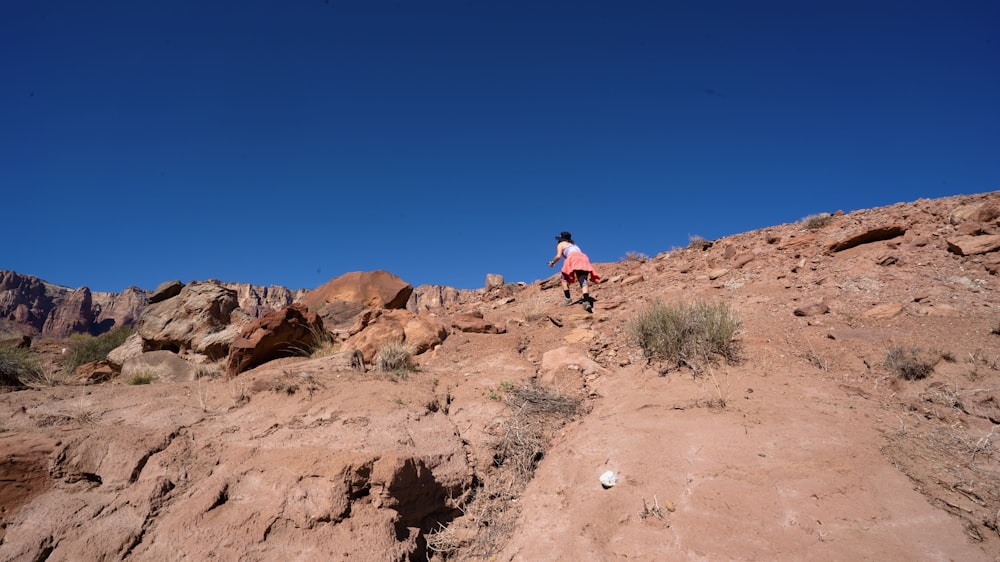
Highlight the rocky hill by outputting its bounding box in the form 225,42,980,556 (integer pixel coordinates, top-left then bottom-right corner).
0,272,474,341
1,191,999,561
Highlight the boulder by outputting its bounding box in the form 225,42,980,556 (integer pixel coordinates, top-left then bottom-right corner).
315,300,368,333
826,225,906,253
862,303,904,319
793,303,829,317
449,311,506,334
485,274,505,290
302,270,412,311
949,202,1000,225
225,304,325,378
74,360,116,384
946,234,1000,256
106,333,145,370
122,350,199,382
342,309,447,364
138,282,243,359
149,280,184,304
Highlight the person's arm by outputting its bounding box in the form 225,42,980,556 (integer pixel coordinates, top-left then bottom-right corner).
549,242,566,267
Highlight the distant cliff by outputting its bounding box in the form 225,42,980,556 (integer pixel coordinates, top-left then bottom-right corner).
0,271,308,339
1,270,476,339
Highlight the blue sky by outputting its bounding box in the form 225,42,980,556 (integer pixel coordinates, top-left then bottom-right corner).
3,1,997,293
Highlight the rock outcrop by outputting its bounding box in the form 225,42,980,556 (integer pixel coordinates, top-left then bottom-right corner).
137,282,249,361
0,272,311,340
225,304,325,378
408,284,477,312
302,270,413,311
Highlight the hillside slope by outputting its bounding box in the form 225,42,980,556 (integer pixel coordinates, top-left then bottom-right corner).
1,191,998,561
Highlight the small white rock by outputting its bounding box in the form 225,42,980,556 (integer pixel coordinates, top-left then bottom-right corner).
599,470,618,488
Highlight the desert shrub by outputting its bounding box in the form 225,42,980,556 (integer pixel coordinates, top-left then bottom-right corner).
125,371,156,385
518,296,547,322
195,365,220,379
687,234,711,250
308,328,338,358
374,341,413,373
800,212,833,230
0,344,45,387
64,325,134,374
285,324,338,358
621,250,648,262
628,299,742,368
884,346,935,380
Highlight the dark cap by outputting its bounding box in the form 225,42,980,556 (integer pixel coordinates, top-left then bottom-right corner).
555,231,572,242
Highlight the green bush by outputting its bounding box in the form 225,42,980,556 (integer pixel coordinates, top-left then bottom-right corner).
0,344,45,387
64,325,134,374
629,299,742,368
375,341,414,374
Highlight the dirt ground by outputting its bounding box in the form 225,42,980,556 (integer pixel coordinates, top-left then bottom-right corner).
2,191,999,561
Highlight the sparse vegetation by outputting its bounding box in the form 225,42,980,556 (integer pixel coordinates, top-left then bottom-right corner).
518,296,548,322
884,346,936,380
195,365,220,379
427,382,581,559
687,234,710,250
374,341,414,374
289,324,338,358
0,343,45,387
64,325,134,374
621,250,648,262
628,299,742,371
800,212,833,230
125,371,156,385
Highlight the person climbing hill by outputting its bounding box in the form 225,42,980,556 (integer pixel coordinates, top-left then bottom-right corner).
548,231,600,313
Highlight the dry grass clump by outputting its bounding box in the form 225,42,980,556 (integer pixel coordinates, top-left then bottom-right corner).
687,234,712,250
288,324,338,358
0,343,44,387
375,341,414,374
621,250,648,262
427,382,581,559
125,371,156,385
518,296,548,322
628,299,742,371
800,212,833,230
884,346,936,380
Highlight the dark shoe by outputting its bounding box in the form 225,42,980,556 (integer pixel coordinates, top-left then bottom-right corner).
583,301,593,313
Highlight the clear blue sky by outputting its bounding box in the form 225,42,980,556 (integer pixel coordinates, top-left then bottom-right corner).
3,1,997,293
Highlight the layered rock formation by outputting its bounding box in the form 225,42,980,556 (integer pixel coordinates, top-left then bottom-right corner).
0,272,309,339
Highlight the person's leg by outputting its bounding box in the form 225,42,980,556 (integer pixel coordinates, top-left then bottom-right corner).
560,275,572,305
577,272,593,312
